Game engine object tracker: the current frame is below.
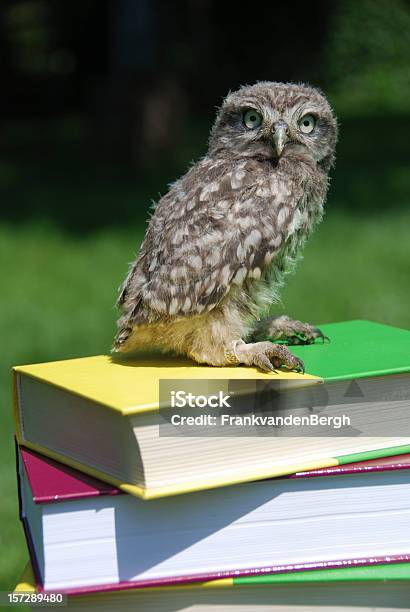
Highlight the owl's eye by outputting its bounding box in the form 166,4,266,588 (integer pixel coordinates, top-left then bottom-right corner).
299,114,316,134
243,109,262,129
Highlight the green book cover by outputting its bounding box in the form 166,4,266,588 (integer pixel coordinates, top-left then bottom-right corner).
286,319,410,465
288,319,410,381
235,562,410,585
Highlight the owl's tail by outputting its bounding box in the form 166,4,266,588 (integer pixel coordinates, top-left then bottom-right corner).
112,319,158,354
112,328,133,353
113,295,146,352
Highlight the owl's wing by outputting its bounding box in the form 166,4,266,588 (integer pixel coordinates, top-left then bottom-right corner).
119,159,296,324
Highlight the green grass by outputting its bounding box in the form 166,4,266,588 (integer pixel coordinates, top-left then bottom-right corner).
1,210,409,592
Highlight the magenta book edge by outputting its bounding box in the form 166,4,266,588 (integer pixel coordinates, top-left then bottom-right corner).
288,460,410,479
19,446,120,504
36,555,410,596
20,445,410,505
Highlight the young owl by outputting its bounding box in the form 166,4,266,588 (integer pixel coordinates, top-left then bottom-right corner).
114,82,338,372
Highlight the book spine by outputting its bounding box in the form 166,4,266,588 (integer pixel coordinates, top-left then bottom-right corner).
12,370,24,444
21,516,43,590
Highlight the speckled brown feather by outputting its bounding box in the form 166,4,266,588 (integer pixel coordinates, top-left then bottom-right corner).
114,81,337,367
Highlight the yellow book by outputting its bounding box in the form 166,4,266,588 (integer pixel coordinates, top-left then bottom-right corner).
13,352,410,499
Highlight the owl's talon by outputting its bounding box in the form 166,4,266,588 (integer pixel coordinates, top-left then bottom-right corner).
312,327,330,344
294,357,305,374
254,316,328,346
256,354,276,373
235,341,304,374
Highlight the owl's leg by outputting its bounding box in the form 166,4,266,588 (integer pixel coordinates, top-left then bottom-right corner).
252,315,329,345
184,308,303,373
231,340,304,373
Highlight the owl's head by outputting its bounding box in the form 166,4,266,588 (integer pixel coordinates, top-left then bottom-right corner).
209,82,338,171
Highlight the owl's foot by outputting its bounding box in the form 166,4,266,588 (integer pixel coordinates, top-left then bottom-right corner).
231,340,304,374
253,315,329,345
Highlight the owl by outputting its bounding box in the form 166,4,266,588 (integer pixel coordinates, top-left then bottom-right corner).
113,82,338,372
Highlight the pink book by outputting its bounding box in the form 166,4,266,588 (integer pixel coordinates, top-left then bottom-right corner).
18,445,410,595
21,445,410,504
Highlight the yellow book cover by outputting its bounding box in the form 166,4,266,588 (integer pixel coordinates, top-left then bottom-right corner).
14,354,325,499
13,353,315,416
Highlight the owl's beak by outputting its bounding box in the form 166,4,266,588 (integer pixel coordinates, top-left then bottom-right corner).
272,122,289,157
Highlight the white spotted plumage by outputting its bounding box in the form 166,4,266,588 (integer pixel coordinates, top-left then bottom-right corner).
114,81,337,369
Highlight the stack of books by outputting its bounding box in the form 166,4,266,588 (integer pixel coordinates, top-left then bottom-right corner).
13,320,410,610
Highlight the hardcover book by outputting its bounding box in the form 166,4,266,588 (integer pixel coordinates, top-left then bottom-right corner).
15,560,410,611
13,319,410,499
18,446,410,593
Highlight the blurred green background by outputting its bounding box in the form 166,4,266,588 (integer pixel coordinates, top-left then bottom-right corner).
0,0,409,597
